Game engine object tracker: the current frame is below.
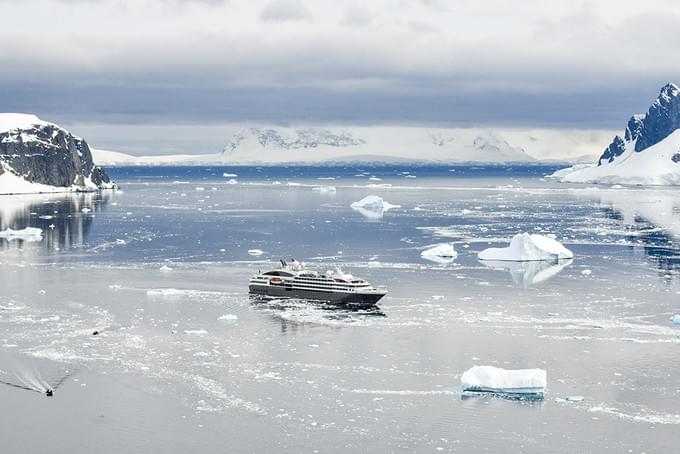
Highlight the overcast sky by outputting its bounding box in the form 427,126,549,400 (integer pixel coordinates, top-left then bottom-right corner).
1,0,678,143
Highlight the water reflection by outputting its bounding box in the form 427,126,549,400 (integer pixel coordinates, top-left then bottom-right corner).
0,192,111,252
597,190,680,278
480,259,573,288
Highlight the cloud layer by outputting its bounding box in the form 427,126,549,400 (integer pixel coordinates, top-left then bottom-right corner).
1,0,678,127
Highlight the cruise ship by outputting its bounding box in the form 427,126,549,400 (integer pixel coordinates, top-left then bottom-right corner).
249,260,387,306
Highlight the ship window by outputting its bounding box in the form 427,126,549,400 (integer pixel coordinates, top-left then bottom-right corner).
263,271,294,277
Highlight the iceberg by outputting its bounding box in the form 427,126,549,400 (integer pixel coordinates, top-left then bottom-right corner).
248,249,264,256
350,195,400,219
421,243,458,264
478,233,573,262
671,314,680,325
461,365,546,396
0,227,43,242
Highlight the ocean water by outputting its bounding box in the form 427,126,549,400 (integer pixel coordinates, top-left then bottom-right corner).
1,165,679,453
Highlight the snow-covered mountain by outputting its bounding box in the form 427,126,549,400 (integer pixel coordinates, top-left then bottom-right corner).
0,113,114,194
219,127,535,164
552,83,680,185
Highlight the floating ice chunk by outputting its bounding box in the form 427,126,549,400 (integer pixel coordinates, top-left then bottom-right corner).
368,176,382,181
421,243,458,264
222,173,238,177
218,314,239,322
478,233,573,262
566,395,585,402
311,186,336,193
183,329,208,335
671,314,680,325
159,265,172,272
115,239,126,245
581,269,592,275
0,227,43,242
350,195,400,219
81,207,91,213
461,365,546,395
248,249,264,256
226,179,238,185
195,187,205,191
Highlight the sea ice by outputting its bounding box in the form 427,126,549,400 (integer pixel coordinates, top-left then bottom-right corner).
461,365,547,395
311,186,336,193
478,233,573,262
420,243,457,264
0,227,43,242
248,249,264,256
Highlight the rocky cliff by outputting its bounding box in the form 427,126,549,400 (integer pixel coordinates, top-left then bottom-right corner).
0,114,114,194
598,83,680,165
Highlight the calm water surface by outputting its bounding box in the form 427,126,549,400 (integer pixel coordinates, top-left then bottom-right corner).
0,165,679,453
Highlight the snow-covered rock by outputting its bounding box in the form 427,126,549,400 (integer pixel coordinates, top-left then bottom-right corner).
478,233,573,262
551,83,680,185
0,113,114,194
0,227,43,242
350,195,400,219
461,365,547,395
421,243,458,264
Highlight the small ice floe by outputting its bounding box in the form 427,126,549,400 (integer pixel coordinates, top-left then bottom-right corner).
368,176,382,181
311,186,336,193
183,329,208,335
226,179,238,185
670,314,680,325
0,227,43,242
565,395,585,402
461,365,546,398
248,249,264,256
81,207,92,214
195,187,205,191
159,265,173,272
350,195,400,220
478,233,573,262
421,243,458,264
222,173,238,178
581,269,592,275
218,314,239,322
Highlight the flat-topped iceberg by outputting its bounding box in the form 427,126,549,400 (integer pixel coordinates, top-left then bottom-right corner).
478,233,573,262
0,227,43,242
461,365,547,396
421,243,457,264
350,195,400,219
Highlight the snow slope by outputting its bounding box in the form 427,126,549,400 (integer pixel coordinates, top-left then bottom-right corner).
554,130,680,185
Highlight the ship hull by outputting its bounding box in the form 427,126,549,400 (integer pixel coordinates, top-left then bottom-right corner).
249,285,385,306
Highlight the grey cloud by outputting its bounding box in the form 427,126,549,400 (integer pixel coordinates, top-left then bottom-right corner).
260,0,310,22
341,7,372,28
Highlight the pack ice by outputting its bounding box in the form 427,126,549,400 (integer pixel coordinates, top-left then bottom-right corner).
478,233,573,262
461,365,547,395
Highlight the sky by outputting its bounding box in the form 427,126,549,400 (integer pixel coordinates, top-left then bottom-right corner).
1,0,679,153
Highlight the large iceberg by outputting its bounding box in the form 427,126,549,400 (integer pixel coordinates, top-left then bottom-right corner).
421,243,458,264
478,233,573,262
461,365,547,396
350,195,400,219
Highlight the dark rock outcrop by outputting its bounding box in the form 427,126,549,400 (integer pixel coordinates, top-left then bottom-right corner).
0,116,113,191
598,83,680,165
